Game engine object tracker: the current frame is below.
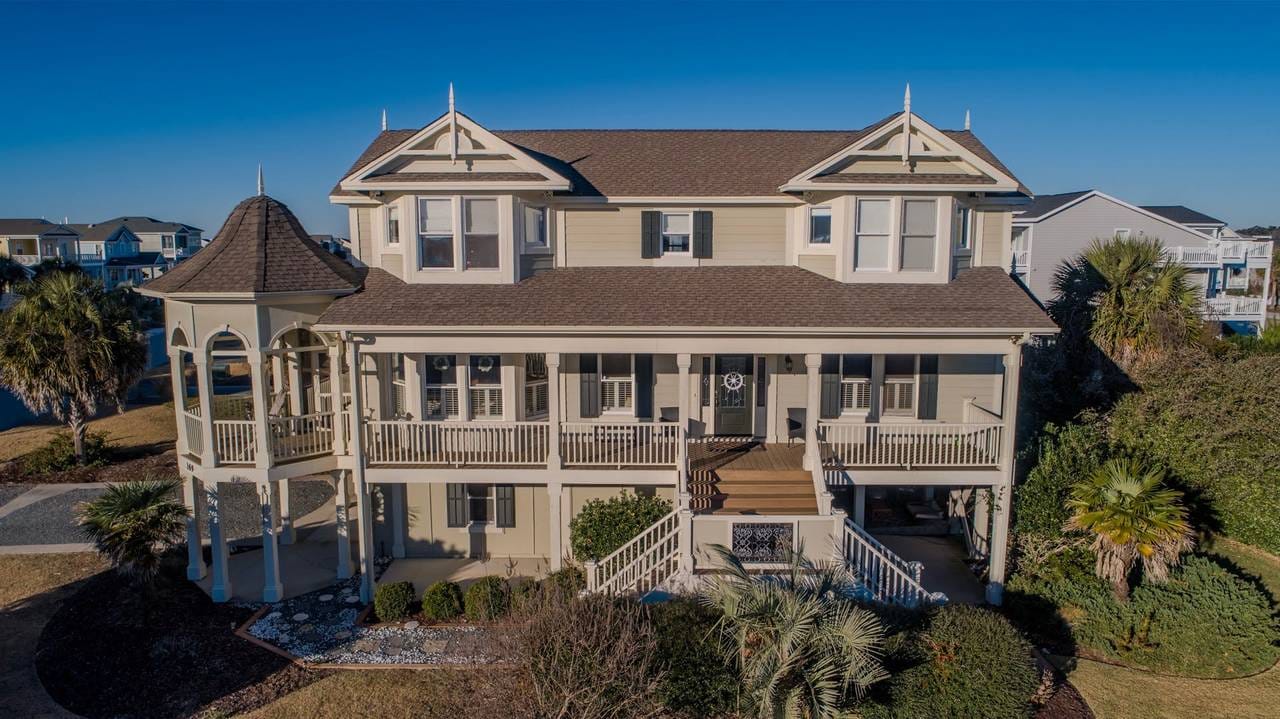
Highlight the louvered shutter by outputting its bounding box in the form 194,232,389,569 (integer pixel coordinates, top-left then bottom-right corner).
917,355,939,420
495,485,516,528
579,354,600,418
820,354,841,419
692,210,713,258
634,354,654,420
446,483,466,527
640,211,661,258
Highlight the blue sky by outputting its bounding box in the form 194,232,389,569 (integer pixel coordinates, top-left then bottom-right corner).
2,1,1278,236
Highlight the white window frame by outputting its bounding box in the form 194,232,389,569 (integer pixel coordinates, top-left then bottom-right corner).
838,356,872,414
466,484,496,526
522,203,549,251
416,197,455,270
955,206,973,250
854,198,893,271
660,211,693,256
899,199,938,272
390,353,407,418
423,354,460,420
385,204,401,246
467,354,504,419
1114,228,1131,240
807,206,832,245
462,197,500,271
524,353,549,420
599,353,635,416
881,355,919,418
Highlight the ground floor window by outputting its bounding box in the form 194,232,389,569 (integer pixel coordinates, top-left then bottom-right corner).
600,353,633,413
446,483,515,528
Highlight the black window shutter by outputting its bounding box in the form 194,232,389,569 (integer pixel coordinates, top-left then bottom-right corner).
692,210,713,258
634,353,655,420
820,354,840,419
495,485,516,528
446,483,466,527
640,211,661,258
700,356,711,407
579,354,600,418
918,355,939,420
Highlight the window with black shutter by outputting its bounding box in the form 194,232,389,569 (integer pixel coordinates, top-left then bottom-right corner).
692,210,713,258
495,485,516,528
640,211,661,258
700,356,711,407
579,353,600,417
446,483,466,527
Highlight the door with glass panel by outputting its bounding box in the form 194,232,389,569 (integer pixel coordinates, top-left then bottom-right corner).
714,355,754,436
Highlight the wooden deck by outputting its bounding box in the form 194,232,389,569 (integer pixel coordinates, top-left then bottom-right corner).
688,441,816,515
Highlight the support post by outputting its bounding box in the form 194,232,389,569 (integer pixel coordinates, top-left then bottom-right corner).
390,483,406,558
333,470,355,579
193,355,217,465
803,353,822,471
854,485,867,527
547,481,563,570
678,507,694,574
248,356,274,469
279,478,295,545
258,480,284,602
182,473,207,580
285,354,304,417
168,349,188,455
676,353,692,506
986,342,1023,605
546,353,562,469
347,338,377,603
206,481,232,602
328,341,348,455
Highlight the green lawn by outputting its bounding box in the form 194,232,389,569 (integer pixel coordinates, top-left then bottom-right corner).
0,403,176,462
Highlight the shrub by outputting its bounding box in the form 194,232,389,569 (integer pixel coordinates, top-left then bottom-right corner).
464,575,509,621
421,581,463,621
372,580,416,622
570,493,671,561
862,604,1040,719
1007,554,1279,677
1013,419,1109,541
510,578,538,610
22,431,111,474
511,592,659,719
543,565,585,597
649,597,738,717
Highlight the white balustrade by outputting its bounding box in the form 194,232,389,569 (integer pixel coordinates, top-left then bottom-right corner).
213,420,257,464
10,254,39,266
1205,296,1265,319
842,518,946,607
363,420,549,466
819,422,1003,468
586,510,681,595
560,422,681,467
183,411,204,456
269,412,334,461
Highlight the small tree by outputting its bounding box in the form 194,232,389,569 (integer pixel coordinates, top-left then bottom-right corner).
0,255,27,295
0,272,146,462
569,493,671,561
1066,457,1194,600
700,544,888,718
78,477,188,586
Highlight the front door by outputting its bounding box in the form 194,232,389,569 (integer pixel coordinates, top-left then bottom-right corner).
714,355,754,435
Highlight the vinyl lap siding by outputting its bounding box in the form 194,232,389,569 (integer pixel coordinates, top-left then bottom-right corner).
563,206,786,267
979,210,1009,269
797,254,837,279
356,207,374,263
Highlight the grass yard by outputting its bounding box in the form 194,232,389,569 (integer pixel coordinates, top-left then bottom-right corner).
0,402,176,462
244,667,532,719
0,552,106,607
1061,537,1280,719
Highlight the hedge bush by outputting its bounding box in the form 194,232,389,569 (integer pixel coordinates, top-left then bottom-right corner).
373,580,416,622
649,598,738,717
464,576,509,621
22,431,111,474
1007,553,1279,677
1013,419,1108,540
421,581,463,621
570,493,671,561
543,565,586,597
862,604,1039,719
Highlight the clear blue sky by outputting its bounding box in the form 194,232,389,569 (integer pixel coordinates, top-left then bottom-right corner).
3,0,1278,236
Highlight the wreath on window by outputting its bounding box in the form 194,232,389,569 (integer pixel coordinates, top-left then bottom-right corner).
476,355,496,373
432,356,451,371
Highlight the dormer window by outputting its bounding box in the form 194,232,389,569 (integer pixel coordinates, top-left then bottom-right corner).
464,199,499,269
386,205,401,246
417,198,454,269
854,198,891,270
808,206,831,245
661,212,692,255
900,200,937,271
523,204,548,248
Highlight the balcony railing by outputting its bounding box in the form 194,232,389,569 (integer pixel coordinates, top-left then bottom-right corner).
10,254,39,266
213,420,257,464
1011,249,1029,270
1162,241,1272,267
183,411,204,456
269,413,334,461
1204,296,1265,320
364,420,550,466
561,422,681,467
819,422,1003,468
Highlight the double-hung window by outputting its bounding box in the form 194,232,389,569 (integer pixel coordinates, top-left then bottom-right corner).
661,212,691,255
446,483,515,528
417,198,453,268
423,354,459,419
390,353,407,417
468,484,494,524
464,198,499,269
900,200,937,271
600,353,633,413
882,355,916,416
839,354,872,412
808,206,832,245
855,199,891,270
162,235,175,250
523,204,548,248
524,353,548,419
386,205,401,246
469,354,503,418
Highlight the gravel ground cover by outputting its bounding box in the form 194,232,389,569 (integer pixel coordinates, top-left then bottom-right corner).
249,578,502,665
0,488,104,545
0,483,31,509
201,478,335,543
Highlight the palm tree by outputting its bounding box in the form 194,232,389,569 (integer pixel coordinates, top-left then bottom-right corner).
1065,457,1194,600
0,255,28,295
0,272,146,462
699,543,887,718
78,477,188,585
1049,235,1202,372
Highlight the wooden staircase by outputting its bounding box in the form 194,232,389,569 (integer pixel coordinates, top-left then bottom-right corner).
687,441,817,515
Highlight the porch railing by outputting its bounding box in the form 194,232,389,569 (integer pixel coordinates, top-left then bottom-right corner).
9,254,39,266
213,420,256,464
561,422,681,467
819,422,1003,468
182,411,204,456
269,412,334,461
585,509,682,595
363,420,549,466
842,518,946,607
1205,296,1265,319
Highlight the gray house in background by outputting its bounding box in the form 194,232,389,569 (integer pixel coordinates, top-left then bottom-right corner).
1011,190,1272,333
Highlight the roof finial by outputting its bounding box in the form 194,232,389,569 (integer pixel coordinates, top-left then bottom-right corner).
381,108,387,131
964,109,971,131
902,83,912,166
904,82,911,112
448,82,458,165
257,163,264,196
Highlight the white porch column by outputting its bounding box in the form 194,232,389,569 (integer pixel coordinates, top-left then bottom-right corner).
676,353,692,507
986,342,1024,605
258,480,284,602
973,487,991,558
546,353,562,469
333,470,355,579
168,349,189,455
182,473,206,580
286,355,304,417
547,481,563,570
853,485,867,526
206,481,232,602
803,353,822,471
193,355,217,465
347,338,377,603
406,354,424,420
248,356,274,470
279,478,295,545
390,483,406,558
328,342,347,456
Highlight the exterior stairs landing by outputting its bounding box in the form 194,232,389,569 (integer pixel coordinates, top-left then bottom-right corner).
700,468,818,515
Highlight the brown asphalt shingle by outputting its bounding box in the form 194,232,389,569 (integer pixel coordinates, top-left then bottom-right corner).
142,195,363,295
315,265,1055,332
812,173,997,185
364,172,550,183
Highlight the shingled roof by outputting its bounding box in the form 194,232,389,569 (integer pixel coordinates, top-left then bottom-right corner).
141,195,362,296
316,265,1055,333
331,114,1029,198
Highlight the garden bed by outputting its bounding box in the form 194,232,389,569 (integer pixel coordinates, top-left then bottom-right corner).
0,448,177,485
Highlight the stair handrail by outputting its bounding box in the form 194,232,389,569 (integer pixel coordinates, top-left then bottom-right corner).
585,509,682,595
841,518,947,607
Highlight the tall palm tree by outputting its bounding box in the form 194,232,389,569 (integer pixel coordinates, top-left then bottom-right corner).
0,255,28,295
1049,235,1202,372
1066,457,1194,600
78,477,188,585
0,272,146,462
700,543,887,718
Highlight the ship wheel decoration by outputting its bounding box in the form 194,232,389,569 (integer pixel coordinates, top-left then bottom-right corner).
722,371,745,404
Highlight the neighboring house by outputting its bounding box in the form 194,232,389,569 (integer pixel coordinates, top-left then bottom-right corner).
98,216,204,267
67,222,167,289
0,218,80,270
142,93,1056,609
310,234,351,260
1012,190,1273,333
